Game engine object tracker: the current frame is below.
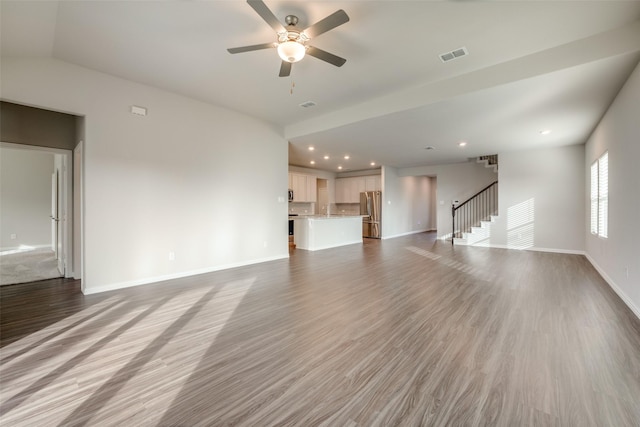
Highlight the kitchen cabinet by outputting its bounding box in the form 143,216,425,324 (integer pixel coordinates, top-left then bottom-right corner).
288,172,317,202
365,175,381,192
334,178,350,203
336,175,381,203
306,175,317,203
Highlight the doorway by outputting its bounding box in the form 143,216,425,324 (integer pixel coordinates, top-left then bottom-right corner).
0,143,73,285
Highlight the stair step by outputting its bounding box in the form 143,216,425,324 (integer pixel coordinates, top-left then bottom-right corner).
454,216,499,246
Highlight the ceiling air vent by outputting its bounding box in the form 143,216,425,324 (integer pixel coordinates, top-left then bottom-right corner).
299,101,317,108
439,47,469,63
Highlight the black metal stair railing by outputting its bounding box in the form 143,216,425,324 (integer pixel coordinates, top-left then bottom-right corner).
451,181,498,244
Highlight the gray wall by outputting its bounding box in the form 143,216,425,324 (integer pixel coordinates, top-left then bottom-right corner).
2,57,288,294
585,60,640,318
0,146,55,249
490,145,585,252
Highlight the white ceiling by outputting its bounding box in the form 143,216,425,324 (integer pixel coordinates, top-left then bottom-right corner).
2,1,640,172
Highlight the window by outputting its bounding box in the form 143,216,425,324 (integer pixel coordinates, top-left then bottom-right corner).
590,151,608,238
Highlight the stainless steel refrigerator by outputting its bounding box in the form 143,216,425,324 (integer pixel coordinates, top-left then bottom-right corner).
360,191,381,238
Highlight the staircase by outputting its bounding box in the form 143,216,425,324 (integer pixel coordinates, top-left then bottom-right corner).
452,155,499,246
454,214,498,246
477,155,498,172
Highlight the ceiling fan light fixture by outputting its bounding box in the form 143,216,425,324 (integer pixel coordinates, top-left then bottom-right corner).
278,41,306,63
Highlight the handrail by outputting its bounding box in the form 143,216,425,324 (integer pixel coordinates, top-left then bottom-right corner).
451,180,498,245
453,180,498,212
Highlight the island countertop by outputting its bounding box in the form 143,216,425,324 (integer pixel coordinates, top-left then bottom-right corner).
290,214,365,220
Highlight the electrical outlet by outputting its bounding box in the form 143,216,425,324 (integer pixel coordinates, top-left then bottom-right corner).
263,241,268,248
10,234,17,240
168,251,175,261
626,267,629,279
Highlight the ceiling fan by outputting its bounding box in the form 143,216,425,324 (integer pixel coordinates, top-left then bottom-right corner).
227,0,349,77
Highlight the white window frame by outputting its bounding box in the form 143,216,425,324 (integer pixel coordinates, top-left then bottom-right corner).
590,151,608,238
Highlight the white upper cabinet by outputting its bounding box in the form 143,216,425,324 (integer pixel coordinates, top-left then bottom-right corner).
336,175,381,203
306,175,317,202
288,172,317,202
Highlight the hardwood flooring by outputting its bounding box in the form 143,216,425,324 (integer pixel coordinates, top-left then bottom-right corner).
1,232,639,426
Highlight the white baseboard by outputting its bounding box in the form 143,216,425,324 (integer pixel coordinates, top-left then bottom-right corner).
83,254,289,295
585,253,640,321
452,242,586,256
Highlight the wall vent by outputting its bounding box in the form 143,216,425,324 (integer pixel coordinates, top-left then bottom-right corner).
299,101,317,108
439,47,469,63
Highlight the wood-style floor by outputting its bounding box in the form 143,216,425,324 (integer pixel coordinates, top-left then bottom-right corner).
1,232,639,426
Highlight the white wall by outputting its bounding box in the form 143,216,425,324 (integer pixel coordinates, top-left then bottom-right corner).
381,166,433,239
585,61,640,318
1,58,288,294
0,146,54,250
486,145,585,252
400,161,498,238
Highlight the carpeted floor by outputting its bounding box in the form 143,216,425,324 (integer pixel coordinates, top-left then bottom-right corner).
0,247,62,286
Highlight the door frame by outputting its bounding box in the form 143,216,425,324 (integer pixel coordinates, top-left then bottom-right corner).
1,142,74,278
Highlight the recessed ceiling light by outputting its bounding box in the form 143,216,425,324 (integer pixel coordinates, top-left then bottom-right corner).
324,155,330,160
458,141,467,147
344,155,350,160
308,146,315,151
540,129,552,135
310,160,315,165
370,162,376,166
337,166,343,170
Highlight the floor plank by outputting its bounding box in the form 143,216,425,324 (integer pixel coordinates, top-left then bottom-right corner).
1,232,639,426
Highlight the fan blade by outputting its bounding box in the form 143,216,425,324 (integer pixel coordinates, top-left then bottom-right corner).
306,46,346,67
227,42,275,54
247,0,285,33
279,61,292,77
304,9,349,38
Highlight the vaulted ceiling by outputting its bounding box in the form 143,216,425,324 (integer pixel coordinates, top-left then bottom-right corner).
2,1,640,172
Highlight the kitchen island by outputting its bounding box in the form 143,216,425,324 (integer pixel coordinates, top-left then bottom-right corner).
292,215,363,251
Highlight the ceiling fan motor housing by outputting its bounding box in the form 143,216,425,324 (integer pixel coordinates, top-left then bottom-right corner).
277,16,309,63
